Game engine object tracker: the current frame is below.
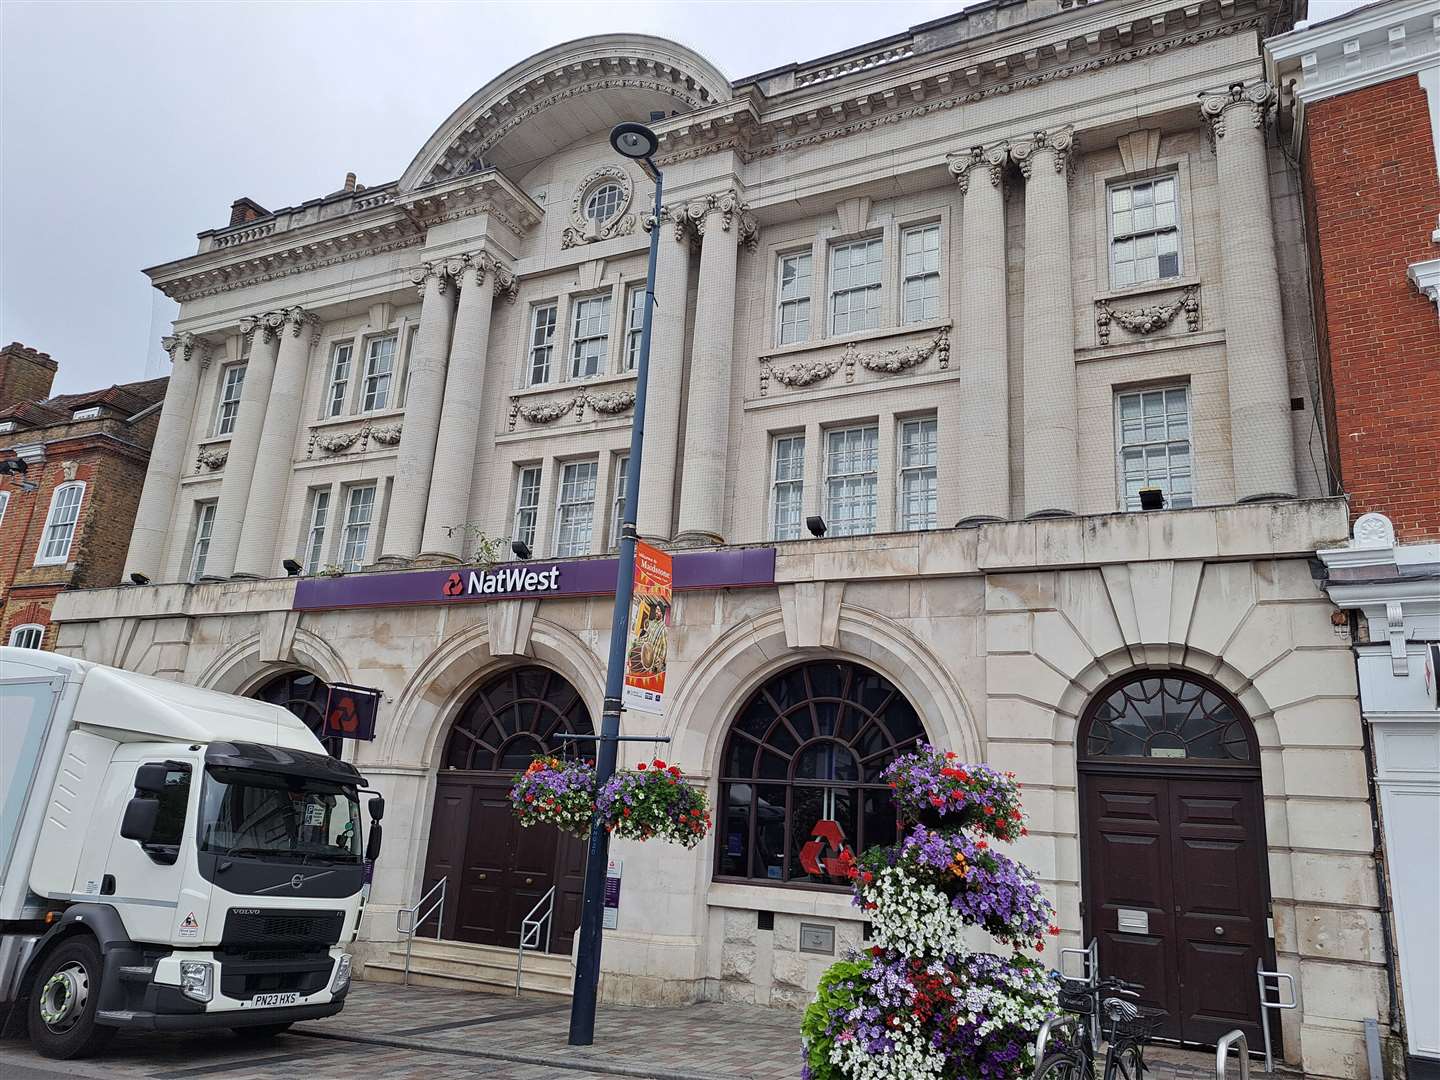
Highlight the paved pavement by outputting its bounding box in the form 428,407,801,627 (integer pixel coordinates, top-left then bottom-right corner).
0,980,1278,1080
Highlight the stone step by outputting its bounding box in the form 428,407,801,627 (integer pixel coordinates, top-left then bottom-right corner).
404,936,575,977
363,959,573,1000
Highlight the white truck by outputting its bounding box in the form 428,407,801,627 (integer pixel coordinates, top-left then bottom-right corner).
0,647,383,1058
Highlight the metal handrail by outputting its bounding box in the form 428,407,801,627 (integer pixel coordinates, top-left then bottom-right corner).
1256,960,1297,1074
514,885,556,997
1217,1029,1250,1080
397,876,446,986
1033,1014,1082,1076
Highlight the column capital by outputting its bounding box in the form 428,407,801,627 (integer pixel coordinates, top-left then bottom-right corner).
1009,126,1077,180
238,310,284,345
1200,81,1276,143
451,251,519,303
644,205,700,247
410,260,453,300
278,305,319,342
683,188,760,251
948,143,1008,194
160,331,213,364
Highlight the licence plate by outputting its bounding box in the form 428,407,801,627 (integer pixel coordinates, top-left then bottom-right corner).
246,993,300,1008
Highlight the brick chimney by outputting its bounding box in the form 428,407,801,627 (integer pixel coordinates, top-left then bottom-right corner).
0,342,58,411
229,197,270,227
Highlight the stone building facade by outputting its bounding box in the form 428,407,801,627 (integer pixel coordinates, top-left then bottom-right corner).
1269,3,1440,1077
0,343,166,649
48,1,1400,1075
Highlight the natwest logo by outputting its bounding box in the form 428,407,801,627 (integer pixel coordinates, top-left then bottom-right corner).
442,564,561,599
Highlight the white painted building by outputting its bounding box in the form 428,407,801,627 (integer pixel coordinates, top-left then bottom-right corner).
49,1,1400,1075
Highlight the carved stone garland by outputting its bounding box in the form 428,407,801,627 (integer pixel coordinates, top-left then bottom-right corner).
562,165,638,249
759,328,949,396
507,387,638,431
195,447,229,472
306,422,403,458
1095,285,1199,345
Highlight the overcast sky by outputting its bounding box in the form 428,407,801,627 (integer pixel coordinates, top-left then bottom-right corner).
1,0,1365,395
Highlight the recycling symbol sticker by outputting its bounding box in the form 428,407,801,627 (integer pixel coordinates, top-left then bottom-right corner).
799,819,854,880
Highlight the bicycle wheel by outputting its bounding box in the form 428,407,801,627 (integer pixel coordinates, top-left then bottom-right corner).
1104,1042,1146,1080
1036,1050,1089,1080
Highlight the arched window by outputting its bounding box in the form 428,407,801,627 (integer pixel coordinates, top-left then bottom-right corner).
716,660,926,887
252,669,341,758
35,482,85,566
8,623,44,650
441,665,593,772
584,183,624,223
1081,673,1255,763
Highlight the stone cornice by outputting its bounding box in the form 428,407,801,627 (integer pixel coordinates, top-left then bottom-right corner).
395,170,543,238
655,0,1274,166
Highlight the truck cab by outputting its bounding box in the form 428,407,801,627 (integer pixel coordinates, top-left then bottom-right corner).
0,648,382,1058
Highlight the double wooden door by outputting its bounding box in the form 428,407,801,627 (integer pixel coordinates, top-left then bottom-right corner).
422,774,585,953
1081,769,1270,1046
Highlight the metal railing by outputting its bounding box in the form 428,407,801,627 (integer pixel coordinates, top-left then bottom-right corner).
1217,1029,1250,1080
1058,938,1102,1049
396,877,446,987
1256,960,1297,1073
514,885,556,997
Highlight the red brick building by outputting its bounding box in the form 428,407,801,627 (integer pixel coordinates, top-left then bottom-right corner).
1269,3,1440,1078
0,342,167,650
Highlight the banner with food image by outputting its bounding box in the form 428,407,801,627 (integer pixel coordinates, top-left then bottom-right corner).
622,541,671,715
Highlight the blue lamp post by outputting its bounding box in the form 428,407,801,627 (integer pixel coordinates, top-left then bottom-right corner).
567,120,663,1047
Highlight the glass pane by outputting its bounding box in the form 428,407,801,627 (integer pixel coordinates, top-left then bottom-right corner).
862,787,900,852
719,784,752,877
753,785,787,881
793,742,860,782
1086,676,1251,761
787,787,856,884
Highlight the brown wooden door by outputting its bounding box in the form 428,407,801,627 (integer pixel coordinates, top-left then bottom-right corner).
1082,769,1268,1045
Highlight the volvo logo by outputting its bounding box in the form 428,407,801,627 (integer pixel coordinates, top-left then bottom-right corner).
289,874,305,890
256,869,335,894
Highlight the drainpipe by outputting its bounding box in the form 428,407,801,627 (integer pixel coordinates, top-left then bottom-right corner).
1356,664,1402,1035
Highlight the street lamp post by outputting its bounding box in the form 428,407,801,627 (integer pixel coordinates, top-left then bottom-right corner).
567,121,663,1047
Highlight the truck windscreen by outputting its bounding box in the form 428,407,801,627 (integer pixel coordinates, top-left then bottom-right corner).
198,765,362,864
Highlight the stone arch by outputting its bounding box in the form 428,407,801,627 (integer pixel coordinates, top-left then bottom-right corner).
195,627,353,698
665,603,982,779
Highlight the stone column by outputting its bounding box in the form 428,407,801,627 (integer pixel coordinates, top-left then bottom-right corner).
124,332,210,581
1011,127,1079,517
419,252,513,560
233,307,316,577
204,312,283,579
380,261,457,563
676,189,755,544
1201,83,1297,501
949,145,1012,524
635,209,695,543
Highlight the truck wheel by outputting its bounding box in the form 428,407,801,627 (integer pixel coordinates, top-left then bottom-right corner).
27,937,116,1059
231,1022,293,1040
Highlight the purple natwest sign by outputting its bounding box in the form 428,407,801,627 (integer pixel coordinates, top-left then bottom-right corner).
292,547,776,611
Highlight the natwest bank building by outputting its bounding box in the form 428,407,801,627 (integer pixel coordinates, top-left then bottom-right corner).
50,3,1398,1076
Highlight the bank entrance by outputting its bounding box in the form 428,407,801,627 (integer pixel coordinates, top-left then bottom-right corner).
1078,673,1271,1047
421,665,591,953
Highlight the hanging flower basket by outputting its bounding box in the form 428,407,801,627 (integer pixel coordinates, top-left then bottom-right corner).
596,758,713,847
882,744,1028,842
509,756,597,837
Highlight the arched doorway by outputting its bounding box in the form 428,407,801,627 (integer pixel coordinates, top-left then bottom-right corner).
421,665,593,953
1078,672,1272,1047
714,659,927,887
252,669,341,758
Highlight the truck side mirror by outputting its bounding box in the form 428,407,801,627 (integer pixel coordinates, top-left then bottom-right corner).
120,797,160,843
132,763,171,794
368,795,385,822
365,822,383,862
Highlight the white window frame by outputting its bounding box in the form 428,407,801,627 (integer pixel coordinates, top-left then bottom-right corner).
189,501,217,581
610,454,629,550
585,183,624,223
897,417,939,531
513,466,542,550
1114,385,1195,511
7,624,43,650
775,251,813,347
303,488,332,574
823,424,879,537
361,334,398,413
623,284,646,371
215,363,246,436
35,481,85,566
340,484,377,571
527,303,558,385
0,490,9,528
1108,174,1182,289
326,341,354,418
71,406,103,421
828,237,883,336
900,224,942,325
568,294,611,380
770,434,806,541
553,460,598,558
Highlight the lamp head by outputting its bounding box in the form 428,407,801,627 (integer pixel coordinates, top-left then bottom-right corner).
129,572,150,586
610,122,659,161
806,515,827,538
282,558,303,576
511,539,532,561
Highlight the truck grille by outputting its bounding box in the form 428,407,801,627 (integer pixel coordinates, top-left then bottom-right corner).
221,909,344,948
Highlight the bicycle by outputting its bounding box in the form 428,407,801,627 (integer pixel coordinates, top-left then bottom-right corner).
1034,975,1157,1080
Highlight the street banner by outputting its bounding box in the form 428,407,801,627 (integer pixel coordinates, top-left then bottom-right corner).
323,683,382,741
622,541,671,715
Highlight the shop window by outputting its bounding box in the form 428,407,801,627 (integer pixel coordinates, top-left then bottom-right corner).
716,660,926,887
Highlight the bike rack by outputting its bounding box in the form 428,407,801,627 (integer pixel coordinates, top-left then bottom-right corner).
1256,960,1297,1074
1032,1014,1082,1076
1217,1029,1250,1080
1058,938,1102,1049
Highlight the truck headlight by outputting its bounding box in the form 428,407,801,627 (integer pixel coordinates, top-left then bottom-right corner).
179,961,213,1003
330,953,352,994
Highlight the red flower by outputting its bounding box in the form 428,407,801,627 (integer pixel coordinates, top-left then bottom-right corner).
652,758,666,769
957,770,969,782
930,795,945,808
637,762,647,771
945,751,956,760
950,790,963,801
976,840,988,850
1020,826,1029,836
668,766,681,777
984,805,994,815
1048,925,1061,936
623,807,631,816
